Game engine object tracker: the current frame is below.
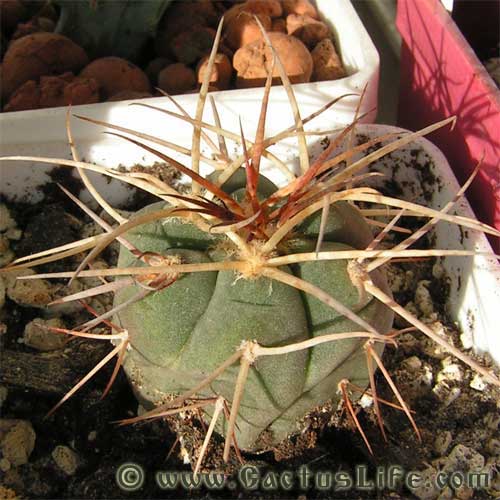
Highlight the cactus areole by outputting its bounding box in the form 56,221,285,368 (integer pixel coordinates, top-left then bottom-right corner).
114,169,394,451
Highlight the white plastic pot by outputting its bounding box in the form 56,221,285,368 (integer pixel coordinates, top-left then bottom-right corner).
346,125,500,367
0,105,498,367
0,0,379,154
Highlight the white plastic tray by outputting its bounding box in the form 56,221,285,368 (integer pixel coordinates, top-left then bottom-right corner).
0,0,379,189
346,125,500,366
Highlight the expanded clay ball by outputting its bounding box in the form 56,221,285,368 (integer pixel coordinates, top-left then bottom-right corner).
282,0,319,19
145,57,171,86
79,57,151,99
233,32,313,88
169,27,216,65
196,53,232,90
224,11,272,50
4,73,99,112
286,13,330,48
243,0,283,18
271,18,287,34
158,63,196,95
1,32,88,99
311,38,346,81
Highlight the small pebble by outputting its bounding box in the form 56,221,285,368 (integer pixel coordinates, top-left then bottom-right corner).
24,318,67,351
0,457,10,472
434,430,452,455
414,280,434,317
52,445,79,475
420,322,453,359
5,228,22,240
437,486,453,499
469,373,487,391
486,438,500,456
432,381,461,407
437,358,464,383
359,393,373,408
443,444,485,473
432,262,445,279
454,484,474,500
483,413,500,430
0,420,36,466
402,355,422,372
4,268,53,308
459,329,474,350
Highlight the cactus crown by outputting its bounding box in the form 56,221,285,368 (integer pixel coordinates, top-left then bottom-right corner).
1,18,499,473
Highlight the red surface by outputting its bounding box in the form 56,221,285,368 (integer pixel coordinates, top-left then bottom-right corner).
396,0,500,251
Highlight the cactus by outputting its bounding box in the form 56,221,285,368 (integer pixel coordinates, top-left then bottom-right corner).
1,18,499,472
55,0,173,62
114,175,394,451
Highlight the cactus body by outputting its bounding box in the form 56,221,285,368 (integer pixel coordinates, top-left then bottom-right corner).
55,0,172,62
115,173,393,450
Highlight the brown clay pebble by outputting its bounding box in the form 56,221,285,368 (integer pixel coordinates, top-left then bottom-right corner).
80,57,151,99
222,4,247,26
169,27,216,65
286,14,330,48
4,72,99,112
4,80,41,112
38,73,76,108
243,0,283,18
196,53,232,90
63,77,100,106
233,32,313,88
145,57,171,85
282,0,319,19
271,18,287,34
158,63,196,95
311,38,346,81
1,33,89,100
224,11,271,50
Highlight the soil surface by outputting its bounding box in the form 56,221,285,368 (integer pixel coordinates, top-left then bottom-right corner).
0,166,499,500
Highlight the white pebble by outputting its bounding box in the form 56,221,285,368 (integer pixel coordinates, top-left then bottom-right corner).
469,374,487,392
414,280,435,317
437,360,464,383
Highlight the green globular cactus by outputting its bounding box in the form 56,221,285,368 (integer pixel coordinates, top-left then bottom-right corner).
55,0,173,62
114,170,394,451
